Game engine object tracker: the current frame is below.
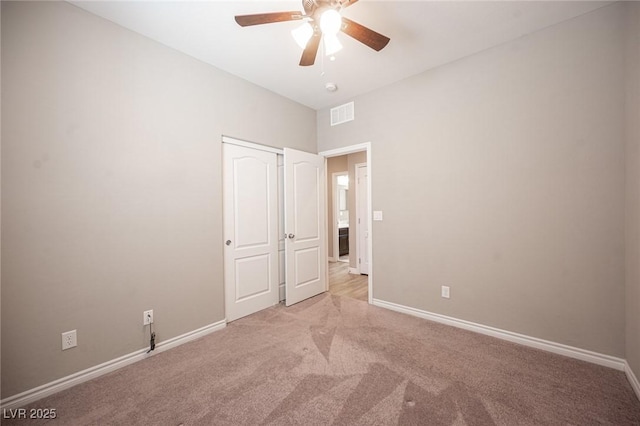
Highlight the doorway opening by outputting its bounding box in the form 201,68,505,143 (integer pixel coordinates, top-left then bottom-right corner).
320,143,372,304
332,172,349,263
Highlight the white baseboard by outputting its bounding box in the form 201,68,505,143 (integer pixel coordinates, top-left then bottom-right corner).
372,298,626,371
328,256,336,262
279,283,285,302
625,361,640,401
0,320,227,410
349,267,359,274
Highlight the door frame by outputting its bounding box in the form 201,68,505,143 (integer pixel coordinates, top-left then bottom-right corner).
319,142,373,304
355,162,368,275
222,135,283,155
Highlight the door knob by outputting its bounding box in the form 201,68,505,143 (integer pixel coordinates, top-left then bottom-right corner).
225,240,232,246
288,233,295,239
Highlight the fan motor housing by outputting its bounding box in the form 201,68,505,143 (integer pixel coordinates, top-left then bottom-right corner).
303,0,316,14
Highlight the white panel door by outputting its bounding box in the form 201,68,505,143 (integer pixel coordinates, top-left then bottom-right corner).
223,143,279,321
356,164,369,274
284,148,327,306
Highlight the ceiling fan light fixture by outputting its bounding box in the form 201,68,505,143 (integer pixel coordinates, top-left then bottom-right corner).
320,9,342,36
324,33,343,56
291,22,314,49
234,1,390,67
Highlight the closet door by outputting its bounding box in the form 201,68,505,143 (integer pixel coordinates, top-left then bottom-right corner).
223,143,279,321
278,155,286,301
284,148,327,306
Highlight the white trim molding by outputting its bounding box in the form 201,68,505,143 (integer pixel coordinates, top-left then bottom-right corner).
0,320,227,410
222,135,283,155
625,361,640,401
319,143,370,157
349,267,360,275
372,298,626,371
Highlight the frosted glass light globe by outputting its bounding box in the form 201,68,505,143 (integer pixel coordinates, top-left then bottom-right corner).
291,23,313,49
324,34,343,55
320,9,342,36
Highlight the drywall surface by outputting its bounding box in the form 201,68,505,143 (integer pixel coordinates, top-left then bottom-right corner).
319,4,626,357
625,1,640,377
1,1,316,398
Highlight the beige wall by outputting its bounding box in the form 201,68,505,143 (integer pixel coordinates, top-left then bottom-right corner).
1,1,316,398
318,3,626,356
625,1,640,378
326,156,348,260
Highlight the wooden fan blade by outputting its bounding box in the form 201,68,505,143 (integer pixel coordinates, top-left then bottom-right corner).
299,32,321,66
340,17,390,51
235,11,302,27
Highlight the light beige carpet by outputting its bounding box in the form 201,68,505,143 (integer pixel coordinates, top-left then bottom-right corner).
7,293,640,425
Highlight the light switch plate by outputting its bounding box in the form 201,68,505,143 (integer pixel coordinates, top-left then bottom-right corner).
441,286,450,299
373,211,383,221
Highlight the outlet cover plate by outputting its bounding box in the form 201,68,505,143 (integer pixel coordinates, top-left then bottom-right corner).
143,310,154,325
62,330,77,350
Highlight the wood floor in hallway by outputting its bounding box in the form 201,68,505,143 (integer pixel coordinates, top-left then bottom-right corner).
328,261,368,302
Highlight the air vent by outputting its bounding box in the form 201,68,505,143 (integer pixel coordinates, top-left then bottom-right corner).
330,102,354,126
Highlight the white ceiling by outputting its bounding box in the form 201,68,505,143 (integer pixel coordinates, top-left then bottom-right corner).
71,1,612,110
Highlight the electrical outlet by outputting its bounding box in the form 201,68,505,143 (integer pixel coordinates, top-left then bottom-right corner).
441,286,450,299
143,310,154,325
62,330,77,350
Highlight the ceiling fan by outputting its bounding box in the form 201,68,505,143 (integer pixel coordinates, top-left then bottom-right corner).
234,0,390,66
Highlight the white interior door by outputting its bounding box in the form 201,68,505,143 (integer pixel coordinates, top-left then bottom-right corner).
223,143,279,321
284,148,327,306
277,155,286,301
356,163,369,274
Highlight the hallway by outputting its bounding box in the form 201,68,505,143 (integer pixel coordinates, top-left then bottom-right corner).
328,261,368,302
